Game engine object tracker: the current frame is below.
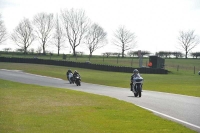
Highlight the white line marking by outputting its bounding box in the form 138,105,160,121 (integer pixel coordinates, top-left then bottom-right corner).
137,105,200,129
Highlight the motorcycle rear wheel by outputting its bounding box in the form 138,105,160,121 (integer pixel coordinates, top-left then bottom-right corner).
134,93,138,97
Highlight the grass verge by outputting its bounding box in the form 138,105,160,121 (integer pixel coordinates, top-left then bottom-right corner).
0,79,196,133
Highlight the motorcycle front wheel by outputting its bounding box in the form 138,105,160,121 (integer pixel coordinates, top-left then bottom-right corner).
137,84,142,97
76,80,80,86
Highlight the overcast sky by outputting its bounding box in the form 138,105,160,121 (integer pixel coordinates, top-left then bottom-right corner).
0,0,200,55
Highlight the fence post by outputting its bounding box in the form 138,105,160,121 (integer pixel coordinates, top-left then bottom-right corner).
131,58,133,66
194,66,195,74
177,65,179,71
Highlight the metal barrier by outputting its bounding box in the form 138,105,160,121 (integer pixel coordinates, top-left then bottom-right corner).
0,57,168,74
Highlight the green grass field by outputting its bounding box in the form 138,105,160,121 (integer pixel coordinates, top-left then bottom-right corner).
0,79,196,133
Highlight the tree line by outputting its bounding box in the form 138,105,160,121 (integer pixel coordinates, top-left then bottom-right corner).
0,9,200,58
102,51,200,59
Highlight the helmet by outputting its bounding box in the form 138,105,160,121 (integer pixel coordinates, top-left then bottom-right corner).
74,70,77,73
133,69,139,74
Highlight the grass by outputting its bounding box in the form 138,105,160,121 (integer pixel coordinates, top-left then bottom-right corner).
0,79,196,133
0,62,200,97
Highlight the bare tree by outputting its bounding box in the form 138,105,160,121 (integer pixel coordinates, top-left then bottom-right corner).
172,51,183,58
52,14,65,56
191,52,200,59
11,18,35,54
112,52,121,57
127,50,150,57
3,48,11,52
0,13,7,44
61,8,89,56
112,26,136,58
84,23,107,56
127,50,138,57
33,13,54,55
177,30,200,58
157,51,172,58
102,52,112,58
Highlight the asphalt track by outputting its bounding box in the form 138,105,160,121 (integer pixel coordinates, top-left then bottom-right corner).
0,69,200,132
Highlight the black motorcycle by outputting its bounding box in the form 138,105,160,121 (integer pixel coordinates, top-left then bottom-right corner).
74,75,81,86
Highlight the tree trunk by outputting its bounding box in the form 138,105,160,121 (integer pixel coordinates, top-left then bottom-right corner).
185,51,188,59
58,49,60,56
24,46,27,54
90,50,92,57
122,49,124,58
73,48,76,56
43,45,46,55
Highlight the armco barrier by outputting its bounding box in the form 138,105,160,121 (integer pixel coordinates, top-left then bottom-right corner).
0,57,168,74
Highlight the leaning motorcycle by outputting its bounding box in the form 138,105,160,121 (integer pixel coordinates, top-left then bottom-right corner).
131,76,143,97
74,75,81,86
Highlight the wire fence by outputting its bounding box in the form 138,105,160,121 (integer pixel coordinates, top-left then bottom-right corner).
165,64,200,74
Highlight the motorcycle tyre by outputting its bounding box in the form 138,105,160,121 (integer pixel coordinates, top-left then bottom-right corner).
134,93,138,97
78,81,81,86
138,84,142,97
76,80,80,86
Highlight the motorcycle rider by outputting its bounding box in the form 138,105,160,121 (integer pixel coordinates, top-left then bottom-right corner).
130,69,141,91
73,70,81,85
68,72,74,84
73,70,80,79
66,69,73,81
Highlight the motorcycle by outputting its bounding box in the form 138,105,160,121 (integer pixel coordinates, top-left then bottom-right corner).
131,76,143,97
74,75,81,86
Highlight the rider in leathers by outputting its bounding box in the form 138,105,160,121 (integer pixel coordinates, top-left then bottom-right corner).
66,69,73,81
130,69,141,91
73,70,81,81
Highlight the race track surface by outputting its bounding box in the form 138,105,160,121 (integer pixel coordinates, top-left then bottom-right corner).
0,69,200,132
